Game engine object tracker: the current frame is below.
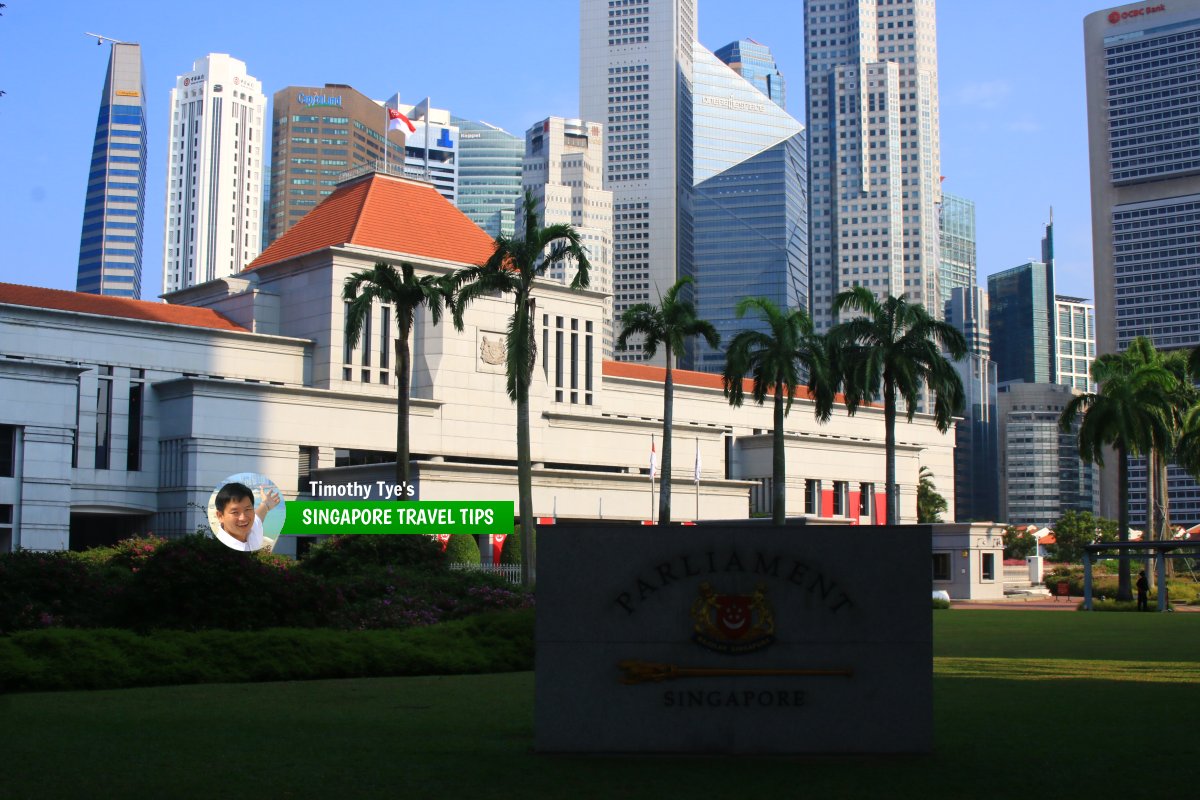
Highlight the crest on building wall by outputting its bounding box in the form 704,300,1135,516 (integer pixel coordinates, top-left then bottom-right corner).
480,336,506,366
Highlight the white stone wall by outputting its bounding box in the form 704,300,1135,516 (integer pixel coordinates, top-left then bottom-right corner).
2,241,955,549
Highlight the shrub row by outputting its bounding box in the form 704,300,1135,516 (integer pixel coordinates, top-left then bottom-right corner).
0,534,532,634
0,608,535,694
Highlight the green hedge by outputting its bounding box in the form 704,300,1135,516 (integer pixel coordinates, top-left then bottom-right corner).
0,534,532,634
445,534,480,564
1045,568,1200,604
0,608,534,694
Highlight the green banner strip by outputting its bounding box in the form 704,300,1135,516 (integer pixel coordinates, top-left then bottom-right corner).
280,501,514,536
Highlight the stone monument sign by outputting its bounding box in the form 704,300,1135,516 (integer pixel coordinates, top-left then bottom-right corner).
535,524,932,754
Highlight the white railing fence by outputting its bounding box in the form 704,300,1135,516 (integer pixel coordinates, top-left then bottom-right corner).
448,562,531,585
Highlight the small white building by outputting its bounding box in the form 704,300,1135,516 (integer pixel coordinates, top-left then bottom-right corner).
0,172,955,553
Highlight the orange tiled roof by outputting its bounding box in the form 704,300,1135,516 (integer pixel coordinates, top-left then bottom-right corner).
603,360,857,406
0,283,248,332
247,173,497,271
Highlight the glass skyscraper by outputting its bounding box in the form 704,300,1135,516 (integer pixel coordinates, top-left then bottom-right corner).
712,38,786,110
938,193,976,312
77,42,147,298
691,42,807,372
945,286,999,522
452,116,523,238
988,260,1055,385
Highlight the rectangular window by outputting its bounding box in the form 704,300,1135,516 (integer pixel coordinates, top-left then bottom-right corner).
0,425,15,477
833,480,848,516
805,479,821,515
343,302,353,364
298,446,318,493
859,482,874,518
570,331,579,391
0,504,12,554
361,306,372,367
555,330,564,402
542,315,549,378
95,366,113,470
932,552,951,581
585,330,594,404
127,379,143,471
981,552,995,582
380,307,391,370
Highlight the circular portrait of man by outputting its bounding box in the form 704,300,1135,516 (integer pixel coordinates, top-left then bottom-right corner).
207,473,286,552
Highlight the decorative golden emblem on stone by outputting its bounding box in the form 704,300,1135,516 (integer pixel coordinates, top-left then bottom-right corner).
690,582,776,654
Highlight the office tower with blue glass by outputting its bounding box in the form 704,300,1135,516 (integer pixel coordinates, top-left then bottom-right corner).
713,38,786,109
938,193,976,311
988,238,1056,385
453,117,523,239
77,42,147,298
691,41,807,373
1085,2,1200,527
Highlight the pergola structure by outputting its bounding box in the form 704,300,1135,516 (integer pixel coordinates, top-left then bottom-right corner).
1082,540,1200,611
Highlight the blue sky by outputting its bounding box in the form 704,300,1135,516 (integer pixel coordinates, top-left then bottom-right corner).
0,0,1102,302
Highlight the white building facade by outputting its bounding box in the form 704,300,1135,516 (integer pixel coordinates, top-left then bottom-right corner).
1,173,956,552
580,0,696,361
162,54,266,293
803,0,943,329
523,117,614,357
389,96,459,204
1055,295,1096,394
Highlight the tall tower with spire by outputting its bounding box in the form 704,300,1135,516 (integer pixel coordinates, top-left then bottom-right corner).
76,41,147,297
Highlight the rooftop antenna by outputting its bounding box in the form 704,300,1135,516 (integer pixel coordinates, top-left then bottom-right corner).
85,32,124,47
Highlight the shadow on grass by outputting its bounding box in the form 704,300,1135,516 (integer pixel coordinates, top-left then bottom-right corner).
2,669,1193,799
4,611,1198,798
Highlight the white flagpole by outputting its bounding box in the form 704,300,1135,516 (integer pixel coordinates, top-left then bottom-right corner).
694,436,700,523
650,434,656,523
383,101,389,174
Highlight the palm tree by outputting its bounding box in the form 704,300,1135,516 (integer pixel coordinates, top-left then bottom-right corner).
1060,339,1176,601
449,189,591,586
830,288,967,525
617,276,719,525
722,298,834,525
343,261,448,489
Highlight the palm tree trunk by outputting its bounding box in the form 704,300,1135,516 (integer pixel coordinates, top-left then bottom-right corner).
773,382,786,526
1145,451,1158,588
396,319,412,490
1117,446,1132,601
1152,453,1171,578
884,376,898,525
660,343,673,525
516,299,535,587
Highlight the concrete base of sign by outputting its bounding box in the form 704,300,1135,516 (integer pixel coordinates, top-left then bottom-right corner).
534,522,933,754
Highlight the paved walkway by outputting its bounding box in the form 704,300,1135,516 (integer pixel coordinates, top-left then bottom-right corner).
951,597,1199,612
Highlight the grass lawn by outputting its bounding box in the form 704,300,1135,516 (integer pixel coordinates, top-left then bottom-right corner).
3,611,1198,799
